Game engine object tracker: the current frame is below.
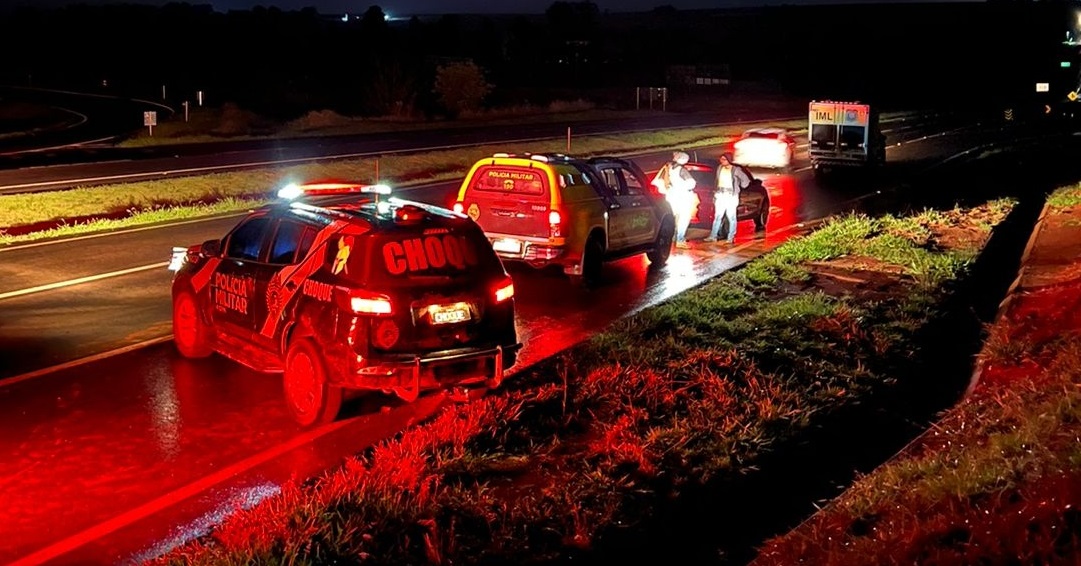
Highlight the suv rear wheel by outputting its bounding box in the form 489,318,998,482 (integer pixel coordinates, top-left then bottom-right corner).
283,338,343,427
173,290,212,358
647,216,674,267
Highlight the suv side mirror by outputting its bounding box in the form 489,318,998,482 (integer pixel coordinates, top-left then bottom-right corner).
201,239,222,258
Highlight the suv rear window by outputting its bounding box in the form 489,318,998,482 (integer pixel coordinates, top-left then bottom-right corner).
470,166,547,196
327,225,504,284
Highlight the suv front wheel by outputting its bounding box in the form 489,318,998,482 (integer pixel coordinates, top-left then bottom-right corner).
283,337,343,427
173,290,212,358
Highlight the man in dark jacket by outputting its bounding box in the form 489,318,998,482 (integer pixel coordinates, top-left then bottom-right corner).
706,152,752,244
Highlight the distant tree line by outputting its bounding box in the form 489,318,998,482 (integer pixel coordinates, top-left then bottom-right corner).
0,0,1071,118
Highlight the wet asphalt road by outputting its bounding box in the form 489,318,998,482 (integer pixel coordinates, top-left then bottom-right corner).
0,109,1062,564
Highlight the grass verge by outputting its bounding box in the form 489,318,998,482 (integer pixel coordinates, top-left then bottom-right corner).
148,197,1016,565
0,120,803,246
118,103,654,147
753,184,1081,566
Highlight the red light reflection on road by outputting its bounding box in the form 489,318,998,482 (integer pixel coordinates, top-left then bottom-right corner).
759,172,802,232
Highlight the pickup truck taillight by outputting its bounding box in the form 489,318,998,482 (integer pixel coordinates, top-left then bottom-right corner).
548,209,562,238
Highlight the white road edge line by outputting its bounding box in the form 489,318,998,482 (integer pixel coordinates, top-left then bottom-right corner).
0,335,173,389
0,261,169,301
7,414,354,566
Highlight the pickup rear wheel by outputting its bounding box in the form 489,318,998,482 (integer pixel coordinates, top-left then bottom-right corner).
647,216,675,267
574,235,605,288
283,338,343,427
172,290,212,359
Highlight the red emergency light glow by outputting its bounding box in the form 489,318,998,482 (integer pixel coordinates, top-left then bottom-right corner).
494,276,515,302
278,182,392,200
395,204,428,223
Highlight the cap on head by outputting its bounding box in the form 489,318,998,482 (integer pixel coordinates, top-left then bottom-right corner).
720,152,733,163
673,151,690,165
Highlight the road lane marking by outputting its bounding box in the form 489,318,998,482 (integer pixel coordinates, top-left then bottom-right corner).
9,391,449,566
6,415,357,566
0,261,169,301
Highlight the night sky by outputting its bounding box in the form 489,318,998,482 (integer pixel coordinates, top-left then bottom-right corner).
0,0,975,16
219,0,767,14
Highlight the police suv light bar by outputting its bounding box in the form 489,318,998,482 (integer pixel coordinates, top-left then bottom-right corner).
277,182,392,200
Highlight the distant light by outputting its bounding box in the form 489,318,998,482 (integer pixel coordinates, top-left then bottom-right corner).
341,14,348,22
1062,61,1072,68
365,183,392,195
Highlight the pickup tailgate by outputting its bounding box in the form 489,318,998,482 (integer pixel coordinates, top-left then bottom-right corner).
460,164,553,239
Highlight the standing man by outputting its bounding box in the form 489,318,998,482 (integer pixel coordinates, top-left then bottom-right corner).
652,151,697,249
706,152,751,244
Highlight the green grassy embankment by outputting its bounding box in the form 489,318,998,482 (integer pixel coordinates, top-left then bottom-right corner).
118,102,644,147
753,184,1081,566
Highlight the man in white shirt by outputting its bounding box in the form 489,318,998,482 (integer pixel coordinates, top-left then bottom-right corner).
706,152,751,245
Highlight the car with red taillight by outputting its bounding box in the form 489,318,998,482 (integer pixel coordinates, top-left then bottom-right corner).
453,152,675,287
732,127,796,170
168,182,521,426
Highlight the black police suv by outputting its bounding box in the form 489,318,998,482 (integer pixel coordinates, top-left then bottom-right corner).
169,182,521,426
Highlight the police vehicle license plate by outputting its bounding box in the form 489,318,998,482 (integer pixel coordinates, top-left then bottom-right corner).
492,238,522,254
431,305,470,325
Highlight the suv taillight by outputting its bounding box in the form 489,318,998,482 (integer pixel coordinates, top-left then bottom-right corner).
494,275,515,303
350,290,393,315
548,209,562,238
